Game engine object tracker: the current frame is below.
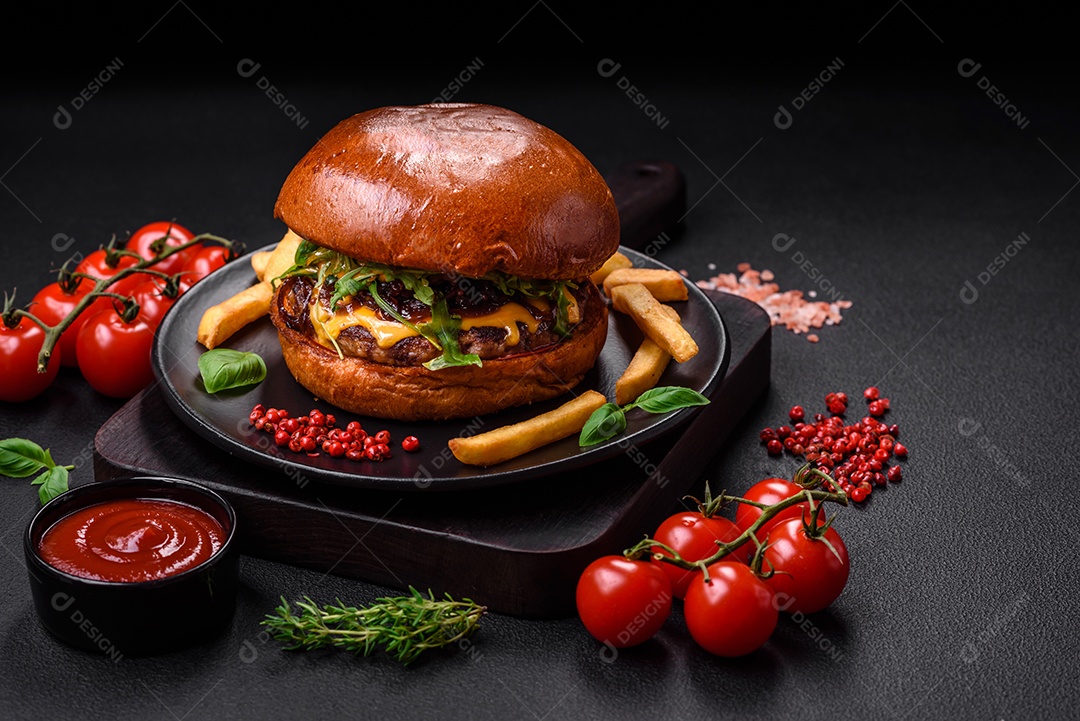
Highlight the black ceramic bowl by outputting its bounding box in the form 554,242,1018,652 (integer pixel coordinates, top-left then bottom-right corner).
24,476,239,658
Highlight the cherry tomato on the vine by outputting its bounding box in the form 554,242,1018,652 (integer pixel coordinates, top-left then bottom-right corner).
125,279,180,328
651,512,751,599
126,221,198,277
576,556,673,648
735,478,814,542
0,316,60,402
75,248,151,297
30,279,108,368
75,307,156,398
683,562,778,657
762,517,850,614
181,244,231,285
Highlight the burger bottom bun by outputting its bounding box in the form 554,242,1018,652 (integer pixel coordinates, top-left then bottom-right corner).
269,289,609,422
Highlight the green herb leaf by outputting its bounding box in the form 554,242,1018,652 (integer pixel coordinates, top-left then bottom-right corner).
198,348,267,393
328,269,369,309
579,403,627,447
628,386,711,414
421,298,482,371
31,466,69,505
552,282,573,338
0,438,53,478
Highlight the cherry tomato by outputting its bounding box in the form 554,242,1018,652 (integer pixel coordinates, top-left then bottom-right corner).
125,279,180,328
181,244,231,285
651,512,751,599
126,221,198,276
75,248,151,297
735,478,814,541
576,556,673,648
684,561,778,657
763,517,850,614
30,279,108,368
75,307,156,398
0,316,60,402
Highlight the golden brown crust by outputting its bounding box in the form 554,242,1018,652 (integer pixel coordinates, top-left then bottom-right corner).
273,103,620,280
268,282,609,421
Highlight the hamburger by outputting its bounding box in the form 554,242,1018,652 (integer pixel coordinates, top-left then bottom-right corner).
268,103,620,421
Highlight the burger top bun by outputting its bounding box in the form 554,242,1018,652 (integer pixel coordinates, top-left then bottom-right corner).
273,103,620,280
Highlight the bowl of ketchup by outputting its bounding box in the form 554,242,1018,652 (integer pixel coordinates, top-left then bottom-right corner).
24,476,239,657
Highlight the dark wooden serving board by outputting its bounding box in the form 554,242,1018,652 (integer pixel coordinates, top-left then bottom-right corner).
93,290,769,618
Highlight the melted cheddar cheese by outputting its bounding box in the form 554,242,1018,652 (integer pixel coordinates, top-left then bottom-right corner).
309,300,551,351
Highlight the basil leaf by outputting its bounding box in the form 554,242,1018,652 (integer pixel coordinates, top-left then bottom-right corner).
422,298,482,371
0,438,52,478
31,465,69,505
629,386,711,414
579,403,627,447
198,349,267,393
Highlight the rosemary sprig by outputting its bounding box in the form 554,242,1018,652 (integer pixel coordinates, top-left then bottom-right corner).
262,587,486,665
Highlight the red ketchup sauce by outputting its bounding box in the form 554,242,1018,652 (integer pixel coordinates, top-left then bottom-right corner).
38,499,225,582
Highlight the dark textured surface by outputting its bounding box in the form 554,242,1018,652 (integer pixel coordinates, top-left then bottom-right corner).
2,6,1078,720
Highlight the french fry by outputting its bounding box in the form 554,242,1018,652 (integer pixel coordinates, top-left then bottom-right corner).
603,268,688,302
590,251,633,285
610,283,699,362
448,390,607,467
195,230,304,349
615,338,672,405
197,281,274,349
264,230,303,282
250,250,272,280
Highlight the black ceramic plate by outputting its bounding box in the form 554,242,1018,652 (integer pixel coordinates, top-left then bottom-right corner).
151,245,729,491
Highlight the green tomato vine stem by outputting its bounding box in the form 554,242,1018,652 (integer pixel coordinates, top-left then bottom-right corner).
624,464,848,575
3,232,238,373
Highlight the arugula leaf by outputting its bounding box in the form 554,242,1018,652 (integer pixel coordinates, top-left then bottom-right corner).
198,349,268,393
422,298,482,370
367,281,427,339
553,282,574,338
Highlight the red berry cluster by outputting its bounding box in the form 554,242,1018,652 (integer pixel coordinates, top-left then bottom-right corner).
248,404,420,462
759,388,907,503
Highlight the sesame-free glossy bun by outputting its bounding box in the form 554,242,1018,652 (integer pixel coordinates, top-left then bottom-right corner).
273,103,620,280
268,282,610,421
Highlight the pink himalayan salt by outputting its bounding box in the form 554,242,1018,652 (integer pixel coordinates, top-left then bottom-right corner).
695,264,851,341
